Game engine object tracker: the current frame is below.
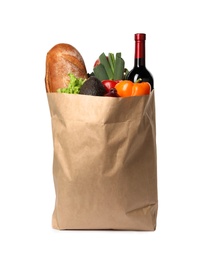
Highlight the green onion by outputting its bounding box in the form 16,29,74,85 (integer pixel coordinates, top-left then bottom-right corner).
99,52,113,80
92,52,125,81
113,54,125,80
93,64,109,81
116,52,121,58
108,53,115,74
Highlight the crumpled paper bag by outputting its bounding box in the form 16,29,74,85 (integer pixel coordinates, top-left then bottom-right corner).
47,90,158,230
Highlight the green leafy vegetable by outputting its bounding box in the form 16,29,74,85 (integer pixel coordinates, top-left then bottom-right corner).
113,53,125,80
99,52,113,80
93,64,109,81
93,52,125,81
57,73,86,94
108,53,115,74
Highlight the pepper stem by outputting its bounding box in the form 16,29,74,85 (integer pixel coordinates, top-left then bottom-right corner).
135,78,142,83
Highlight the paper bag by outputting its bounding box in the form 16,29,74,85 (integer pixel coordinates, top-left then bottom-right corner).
47,90,158,231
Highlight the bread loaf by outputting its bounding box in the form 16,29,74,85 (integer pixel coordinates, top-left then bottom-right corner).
45,43,88,92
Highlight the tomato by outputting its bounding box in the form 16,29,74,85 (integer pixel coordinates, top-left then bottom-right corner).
114,80,134,97
132,82,151,96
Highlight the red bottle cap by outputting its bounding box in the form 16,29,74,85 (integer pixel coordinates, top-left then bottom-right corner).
135,33,146,41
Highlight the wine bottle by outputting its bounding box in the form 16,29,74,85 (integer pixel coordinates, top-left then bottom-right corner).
126,33,154,90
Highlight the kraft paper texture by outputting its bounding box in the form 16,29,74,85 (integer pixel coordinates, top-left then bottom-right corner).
47,90,158,231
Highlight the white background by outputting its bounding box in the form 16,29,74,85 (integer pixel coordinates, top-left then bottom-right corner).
0,0,204,259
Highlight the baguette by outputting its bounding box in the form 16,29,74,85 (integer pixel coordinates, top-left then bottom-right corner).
45,43,88,92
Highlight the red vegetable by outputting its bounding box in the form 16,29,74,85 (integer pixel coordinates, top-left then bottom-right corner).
94,56,108,67
102,80,121,92
94,58,100,67
105,88,120,97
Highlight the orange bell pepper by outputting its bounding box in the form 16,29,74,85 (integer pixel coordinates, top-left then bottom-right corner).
131,82,151,96
114,80,134,97
115,80,151,97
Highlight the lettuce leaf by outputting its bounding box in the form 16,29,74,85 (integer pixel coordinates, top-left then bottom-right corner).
57,73,86,94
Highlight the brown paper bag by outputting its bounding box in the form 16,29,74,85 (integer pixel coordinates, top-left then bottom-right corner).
47,90,158,231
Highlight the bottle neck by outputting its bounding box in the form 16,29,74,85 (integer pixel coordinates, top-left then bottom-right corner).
134,39,146,67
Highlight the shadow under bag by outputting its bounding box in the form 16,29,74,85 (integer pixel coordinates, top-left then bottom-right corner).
47,90,158,231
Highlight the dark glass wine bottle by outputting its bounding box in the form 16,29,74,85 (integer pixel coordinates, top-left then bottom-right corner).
126,33,154,90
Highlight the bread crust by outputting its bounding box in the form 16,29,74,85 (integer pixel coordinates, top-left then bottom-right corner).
45,43,88,92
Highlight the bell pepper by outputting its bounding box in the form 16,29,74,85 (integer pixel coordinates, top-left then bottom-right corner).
102,80,121,93
132,82,151,96
114,80,134,97
115,79,151,97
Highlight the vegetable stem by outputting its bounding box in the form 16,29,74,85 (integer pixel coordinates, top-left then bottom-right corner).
99,53,114,80
113,54,125,80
